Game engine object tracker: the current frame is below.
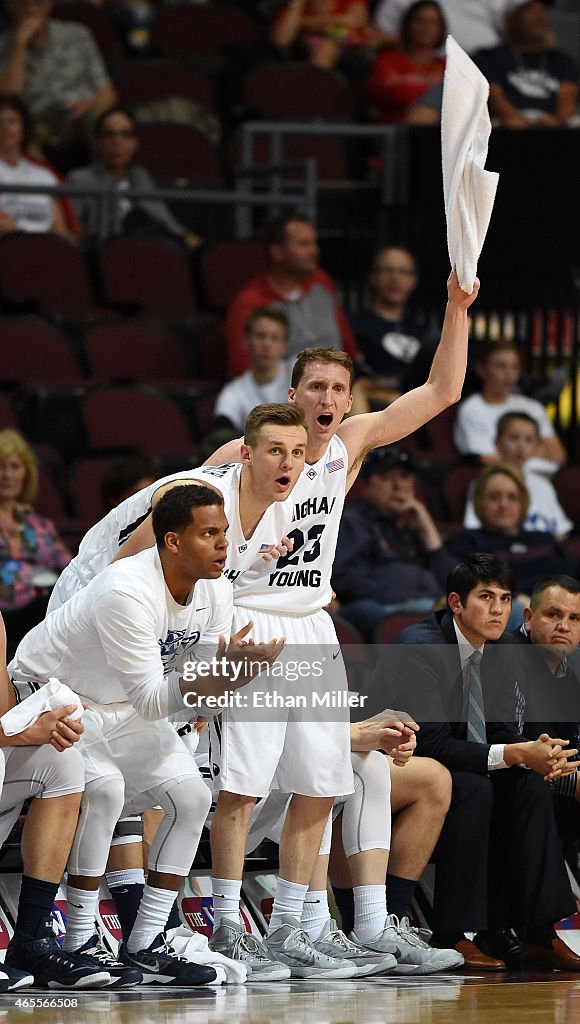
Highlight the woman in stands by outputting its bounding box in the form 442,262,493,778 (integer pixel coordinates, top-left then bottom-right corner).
367,0,446,123
0,94,76,238
0,430,70,656
447,463,575,624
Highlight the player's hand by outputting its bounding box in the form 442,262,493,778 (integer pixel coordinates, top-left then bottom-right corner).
447,268,480,307
390,732,417,766
351,718,419,752
261,536,294,562
16,705,84,751
219,623,286,685
194,717,209,733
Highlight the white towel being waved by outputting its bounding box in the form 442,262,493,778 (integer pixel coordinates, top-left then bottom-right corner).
1,678,84,736
441,35,499,294
165,925,247,985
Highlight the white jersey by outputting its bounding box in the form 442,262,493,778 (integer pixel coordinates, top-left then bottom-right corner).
48,468,199,610
11,547,233,721
232,435,349,614
183,463,295,585
48,464,294,611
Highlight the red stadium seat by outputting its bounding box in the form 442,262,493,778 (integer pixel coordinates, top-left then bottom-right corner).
84,321,191,381
152,4,264,60
444,464,480,522
82,386,195,457
99,238,199,320
202,241,266,310
554,466,580,526
115,60,215,111
137,123,223,187
0,234,101,318
243,63,353,122
0,319,82,384
374,613,426,645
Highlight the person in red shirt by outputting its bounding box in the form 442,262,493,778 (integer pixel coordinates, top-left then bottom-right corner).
271,0,381,70
224,212,358,377
368,0,446,123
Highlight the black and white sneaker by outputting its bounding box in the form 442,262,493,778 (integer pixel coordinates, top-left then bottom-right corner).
76,934,143,988
0,965,34,991
119,934,218,986
5,922,111,989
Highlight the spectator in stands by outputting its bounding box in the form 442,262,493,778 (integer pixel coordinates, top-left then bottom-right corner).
367,1,446,124
108,0,157,57
0,0,116,148
511,577,580,909
65,106,202,247
0,93,76,237
213,306,291,434
373,0,513,55
270,0,380,75
405,79,442,122
0,429,70,655
453,341,567,471
332,445,455,640
359,553,580,971
448,464,575,616
474,0,578,128
464,412,572,538
349,243,439,394
225,212,358,377
101,456,156,512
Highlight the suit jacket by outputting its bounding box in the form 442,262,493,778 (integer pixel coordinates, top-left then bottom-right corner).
359,608,522,774
508,626,580,752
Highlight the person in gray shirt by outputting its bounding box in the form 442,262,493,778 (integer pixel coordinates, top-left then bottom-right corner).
65,105,201,247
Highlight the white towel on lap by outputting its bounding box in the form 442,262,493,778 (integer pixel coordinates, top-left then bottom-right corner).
166,925,247,985
1,678,84,736
441,35,499,294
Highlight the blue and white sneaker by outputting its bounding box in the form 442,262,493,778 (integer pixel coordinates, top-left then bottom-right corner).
75,934,143,988
0,965,34,991
119,933,217,986
5,921,111,989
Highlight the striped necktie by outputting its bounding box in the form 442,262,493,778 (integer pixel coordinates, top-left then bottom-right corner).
467,650,487,744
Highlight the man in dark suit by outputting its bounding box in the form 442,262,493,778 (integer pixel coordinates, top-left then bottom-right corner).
510,574,580,965
360,553,580,970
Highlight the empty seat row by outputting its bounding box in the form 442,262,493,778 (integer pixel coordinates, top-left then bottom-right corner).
0,317,227,387
0,235,266,322
2,384,218,464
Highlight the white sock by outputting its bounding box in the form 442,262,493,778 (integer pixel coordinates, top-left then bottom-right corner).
268,878,309,935
211,877,242,931
127,884,179,953
106,868,145,888
301,889,330,941
353,884,387,943
63,886,100,951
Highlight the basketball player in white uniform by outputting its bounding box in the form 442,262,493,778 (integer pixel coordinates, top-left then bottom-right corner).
0,613,111,991
47,403,306,614
8,485,287,987
206,271,479,973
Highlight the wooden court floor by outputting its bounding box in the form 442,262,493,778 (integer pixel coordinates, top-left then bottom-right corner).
4,971,580,1024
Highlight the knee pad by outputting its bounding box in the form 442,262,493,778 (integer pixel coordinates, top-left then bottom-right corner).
110,815,144,848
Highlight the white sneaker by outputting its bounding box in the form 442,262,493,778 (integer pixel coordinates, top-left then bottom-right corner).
351,914,461,975
313,919,397,977
265,915,357,979
209,920,290,981
397,917,464,970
